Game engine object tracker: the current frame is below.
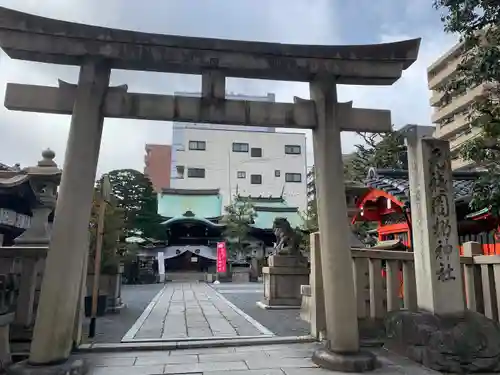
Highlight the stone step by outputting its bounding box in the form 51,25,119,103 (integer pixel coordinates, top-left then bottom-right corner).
77,335,316,353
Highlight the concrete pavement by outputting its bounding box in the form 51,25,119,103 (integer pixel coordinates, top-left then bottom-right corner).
77,342,441,374
82,284,164,343
122,282,272,342
212,283,310,337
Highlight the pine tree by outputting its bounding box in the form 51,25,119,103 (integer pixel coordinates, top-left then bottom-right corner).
107,169,166,240
221,197,256,259
344,131,407,182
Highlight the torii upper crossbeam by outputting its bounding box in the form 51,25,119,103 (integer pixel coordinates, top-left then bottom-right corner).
0,7,419,84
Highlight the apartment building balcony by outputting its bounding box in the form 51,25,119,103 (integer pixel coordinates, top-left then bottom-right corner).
429,88,449,107
449,126,481,151
431,83,488,124
428,57,461,91
434,112,469,139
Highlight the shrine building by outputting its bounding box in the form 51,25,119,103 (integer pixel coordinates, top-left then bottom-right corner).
152,188,304,274
353,168,499,255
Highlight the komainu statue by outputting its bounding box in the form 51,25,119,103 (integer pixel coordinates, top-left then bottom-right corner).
272,217,301,256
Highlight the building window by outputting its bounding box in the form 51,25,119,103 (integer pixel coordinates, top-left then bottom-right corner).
275,170,281,177
232,142,249,152
251,147,262,157
189,141,206,151
250,174,262,184
176,165,185,179
187,168,205,178
285,173,302,183
285,145,301,155
237,171,246,179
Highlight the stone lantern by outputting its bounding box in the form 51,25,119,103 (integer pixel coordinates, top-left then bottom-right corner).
14,149,61,246
12,149,61,332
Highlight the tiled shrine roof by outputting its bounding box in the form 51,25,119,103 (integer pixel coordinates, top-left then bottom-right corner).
234,195,303,230
0,163,13,171
365,168,481,207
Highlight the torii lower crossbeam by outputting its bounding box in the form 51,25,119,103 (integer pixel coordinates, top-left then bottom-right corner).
5,83,391,133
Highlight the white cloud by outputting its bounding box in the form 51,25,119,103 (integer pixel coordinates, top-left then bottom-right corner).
0,0,458,176
336,30,458,153
0,0,337,174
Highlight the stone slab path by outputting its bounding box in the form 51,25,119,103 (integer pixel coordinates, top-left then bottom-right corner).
78,342,442,375
122,283,273,341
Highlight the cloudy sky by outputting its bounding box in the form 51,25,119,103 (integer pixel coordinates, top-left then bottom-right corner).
0,0,457,176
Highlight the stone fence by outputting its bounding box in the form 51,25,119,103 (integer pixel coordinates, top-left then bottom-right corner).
0,246,124,370
301,235,500,339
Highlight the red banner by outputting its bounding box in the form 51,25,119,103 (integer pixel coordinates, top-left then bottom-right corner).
216,242,227,273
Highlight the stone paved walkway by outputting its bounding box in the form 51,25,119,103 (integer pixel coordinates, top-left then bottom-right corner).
78,342,442,375
122,283,272,341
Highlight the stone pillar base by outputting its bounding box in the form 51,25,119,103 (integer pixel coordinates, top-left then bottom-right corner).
312,346,377,373
299,284,311,321
385,309,500,373
259,255,309,309
7,358,88,375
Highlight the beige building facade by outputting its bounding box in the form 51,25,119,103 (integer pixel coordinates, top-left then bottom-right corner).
428,42,487,170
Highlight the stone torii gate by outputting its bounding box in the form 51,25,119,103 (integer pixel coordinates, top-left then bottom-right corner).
0,7,420,373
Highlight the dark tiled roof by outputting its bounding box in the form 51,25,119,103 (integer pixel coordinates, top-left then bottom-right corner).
0,163,14,171
161,188,220,196
365,168,481,208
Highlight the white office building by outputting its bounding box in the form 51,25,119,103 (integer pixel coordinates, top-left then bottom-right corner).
169,93,307,211
170,92,277,190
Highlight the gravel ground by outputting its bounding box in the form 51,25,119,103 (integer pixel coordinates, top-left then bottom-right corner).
210,282,310,337
82,283,164,343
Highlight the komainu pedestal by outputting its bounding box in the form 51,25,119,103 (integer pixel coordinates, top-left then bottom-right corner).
258,255,309,309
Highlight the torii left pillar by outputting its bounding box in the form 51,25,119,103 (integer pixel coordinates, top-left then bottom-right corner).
27,59,110,367
310,79,376,372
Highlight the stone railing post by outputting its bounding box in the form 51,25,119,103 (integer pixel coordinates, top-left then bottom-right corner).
462,241,483,312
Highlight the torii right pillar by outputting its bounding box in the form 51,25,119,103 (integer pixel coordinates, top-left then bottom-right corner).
310,79,376,372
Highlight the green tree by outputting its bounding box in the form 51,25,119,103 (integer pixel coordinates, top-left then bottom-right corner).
107,169,166,240
344,131,407,182
221,198,257,259
433,0,500,216
297,209,316,256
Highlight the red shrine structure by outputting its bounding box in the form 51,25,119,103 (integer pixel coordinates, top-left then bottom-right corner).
353,168,500,255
